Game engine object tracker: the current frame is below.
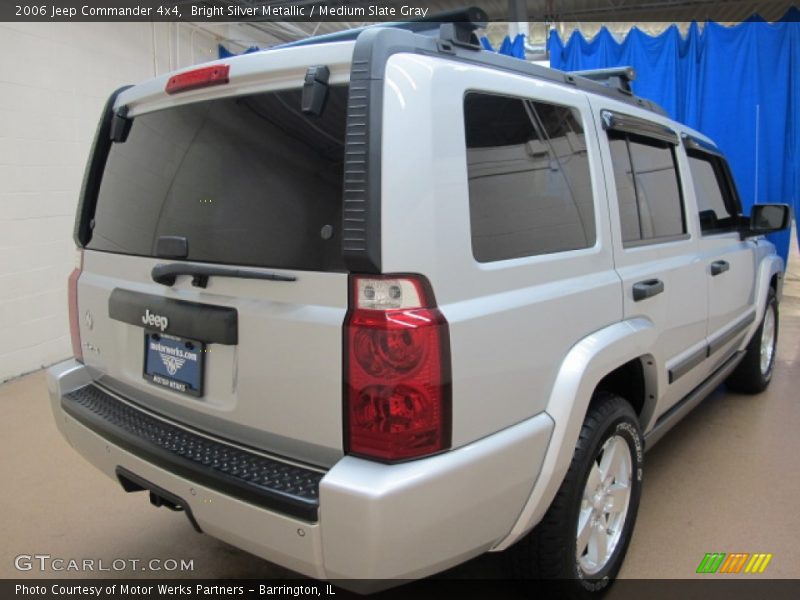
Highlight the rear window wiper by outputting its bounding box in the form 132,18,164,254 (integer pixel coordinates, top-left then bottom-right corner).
152,263,296,288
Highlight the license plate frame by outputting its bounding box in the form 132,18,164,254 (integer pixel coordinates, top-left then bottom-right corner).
143,332,205,397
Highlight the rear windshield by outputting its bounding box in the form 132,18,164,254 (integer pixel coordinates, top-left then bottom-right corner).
87,86,348,272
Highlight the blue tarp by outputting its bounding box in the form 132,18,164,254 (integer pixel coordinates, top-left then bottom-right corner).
480,34,526,58
549,8,800,262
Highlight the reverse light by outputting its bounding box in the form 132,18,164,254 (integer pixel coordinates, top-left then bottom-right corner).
68,249,83,362
165,65,230,95
344,274,451,462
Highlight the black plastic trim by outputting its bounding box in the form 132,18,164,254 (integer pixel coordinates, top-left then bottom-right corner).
708,312,755,357
108,288,238,345
301,65,330,116
63,385,323,522
151,263,296,288
668,347,707,384
109,105,132,143
74,85,132,247
572,66,636,94
649,350,746,447
155,236,189,260
668,311,755,383
632,278,664,301
710,260,730,276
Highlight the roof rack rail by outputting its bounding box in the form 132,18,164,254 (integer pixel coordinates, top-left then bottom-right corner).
277,7,488,49
272,14,665,118
571,67,637,95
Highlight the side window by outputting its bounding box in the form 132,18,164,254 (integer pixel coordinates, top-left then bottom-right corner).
608,138,641,243
463,92,596,263
687,152,739,233
608,131,686,245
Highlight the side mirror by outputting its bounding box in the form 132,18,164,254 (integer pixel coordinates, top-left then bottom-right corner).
740,204,792,239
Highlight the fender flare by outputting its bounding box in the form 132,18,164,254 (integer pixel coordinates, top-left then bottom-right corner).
742,251,784,346
493,317,657,551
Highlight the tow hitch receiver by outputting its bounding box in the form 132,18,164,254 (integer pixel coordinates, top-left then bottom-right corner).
116,466,202,533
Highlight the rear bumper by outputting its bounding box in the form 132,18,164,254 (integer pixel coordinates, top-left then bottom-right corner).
48,359,553,583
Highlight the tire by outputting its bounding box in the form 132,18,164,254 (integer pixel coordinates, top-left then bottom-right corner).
725,289,778,394
509,393,644,598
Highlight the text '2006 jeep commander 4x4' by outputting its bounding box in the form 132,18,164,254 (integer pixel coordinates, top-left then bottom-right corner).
47,11,790,596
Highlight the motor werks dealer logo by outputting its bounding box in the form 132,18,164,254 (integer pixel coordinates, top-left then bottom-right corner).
160,353,186,376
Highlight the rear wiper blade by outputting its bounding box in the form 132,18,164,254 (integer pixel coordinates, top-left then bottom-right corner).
152,263,297,288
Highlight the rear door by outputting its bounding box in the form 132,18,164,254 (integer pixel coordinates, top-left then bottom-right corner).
591,103,709,420
683,142,757,371
76,81,351,467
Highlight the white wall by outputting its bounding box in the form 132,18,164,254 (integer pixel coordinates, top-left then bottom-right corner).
0,23,221,382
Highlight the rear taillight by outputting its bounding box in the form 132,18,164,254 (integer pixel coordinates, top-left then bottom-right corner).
344,275,451,462
68,249,83,362
165,65,230,95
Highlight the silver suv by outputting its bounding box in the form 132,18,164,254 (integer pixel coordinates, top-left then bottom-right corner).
47,14,790,595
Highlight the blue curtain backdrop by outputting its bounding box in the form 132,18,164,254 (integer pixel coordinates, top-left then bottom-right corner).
480,34,526,58
549,8,800,262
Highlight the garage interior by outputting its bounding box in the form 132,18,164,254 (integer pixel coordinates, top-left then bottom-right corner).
1,0,799,584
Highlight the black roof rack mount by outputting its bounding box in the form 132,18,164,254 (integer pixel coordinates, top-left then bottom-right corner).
571,66,637,95
438,7,487,50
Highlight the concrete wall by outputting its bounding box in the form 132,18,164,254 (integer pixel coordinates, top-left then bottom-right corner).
0,23,221,382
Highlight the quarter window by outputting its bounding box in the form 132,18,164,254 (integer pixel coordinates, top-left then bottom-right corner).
463,93,596,263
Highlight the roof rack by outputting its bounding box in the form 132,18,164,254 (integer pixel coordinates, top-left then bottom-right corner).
276,7,488,49
571,67,637,95
274,7,665,117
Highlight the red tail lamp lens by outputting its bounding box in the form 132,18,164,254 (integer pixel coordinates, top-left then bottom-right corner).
345,275,451,462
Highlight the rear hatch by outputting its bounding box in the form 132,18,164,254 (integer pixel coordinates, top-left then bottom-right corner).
74,47,354,467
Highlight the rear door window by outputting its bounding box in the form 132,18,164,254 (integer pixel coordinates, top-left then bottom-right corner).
608,132,686,245
87,86,348,271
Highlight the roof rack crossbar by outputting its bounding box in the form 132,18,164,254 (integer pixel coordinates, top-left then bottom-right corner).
273,20,665,117
276,7,488,50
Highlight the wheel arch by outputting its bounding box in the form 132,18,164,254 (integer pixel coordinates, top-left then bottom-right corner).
493,317,657,551
594,356,659,430
744,252,784,348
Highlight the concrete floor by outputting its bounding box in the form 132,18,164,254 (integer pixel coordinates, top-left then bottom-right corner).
2,246,799,582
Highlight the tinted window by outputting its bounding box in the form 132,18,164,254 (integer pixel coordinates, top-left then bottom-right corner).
688,153,738,233
608,133,686,244
608,138,641,243
464,93,595,262
88,86,348,271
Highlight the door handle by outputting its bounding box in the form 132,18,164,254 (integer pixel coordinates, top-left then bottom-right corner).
632,279,665,301
710,260,730,276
